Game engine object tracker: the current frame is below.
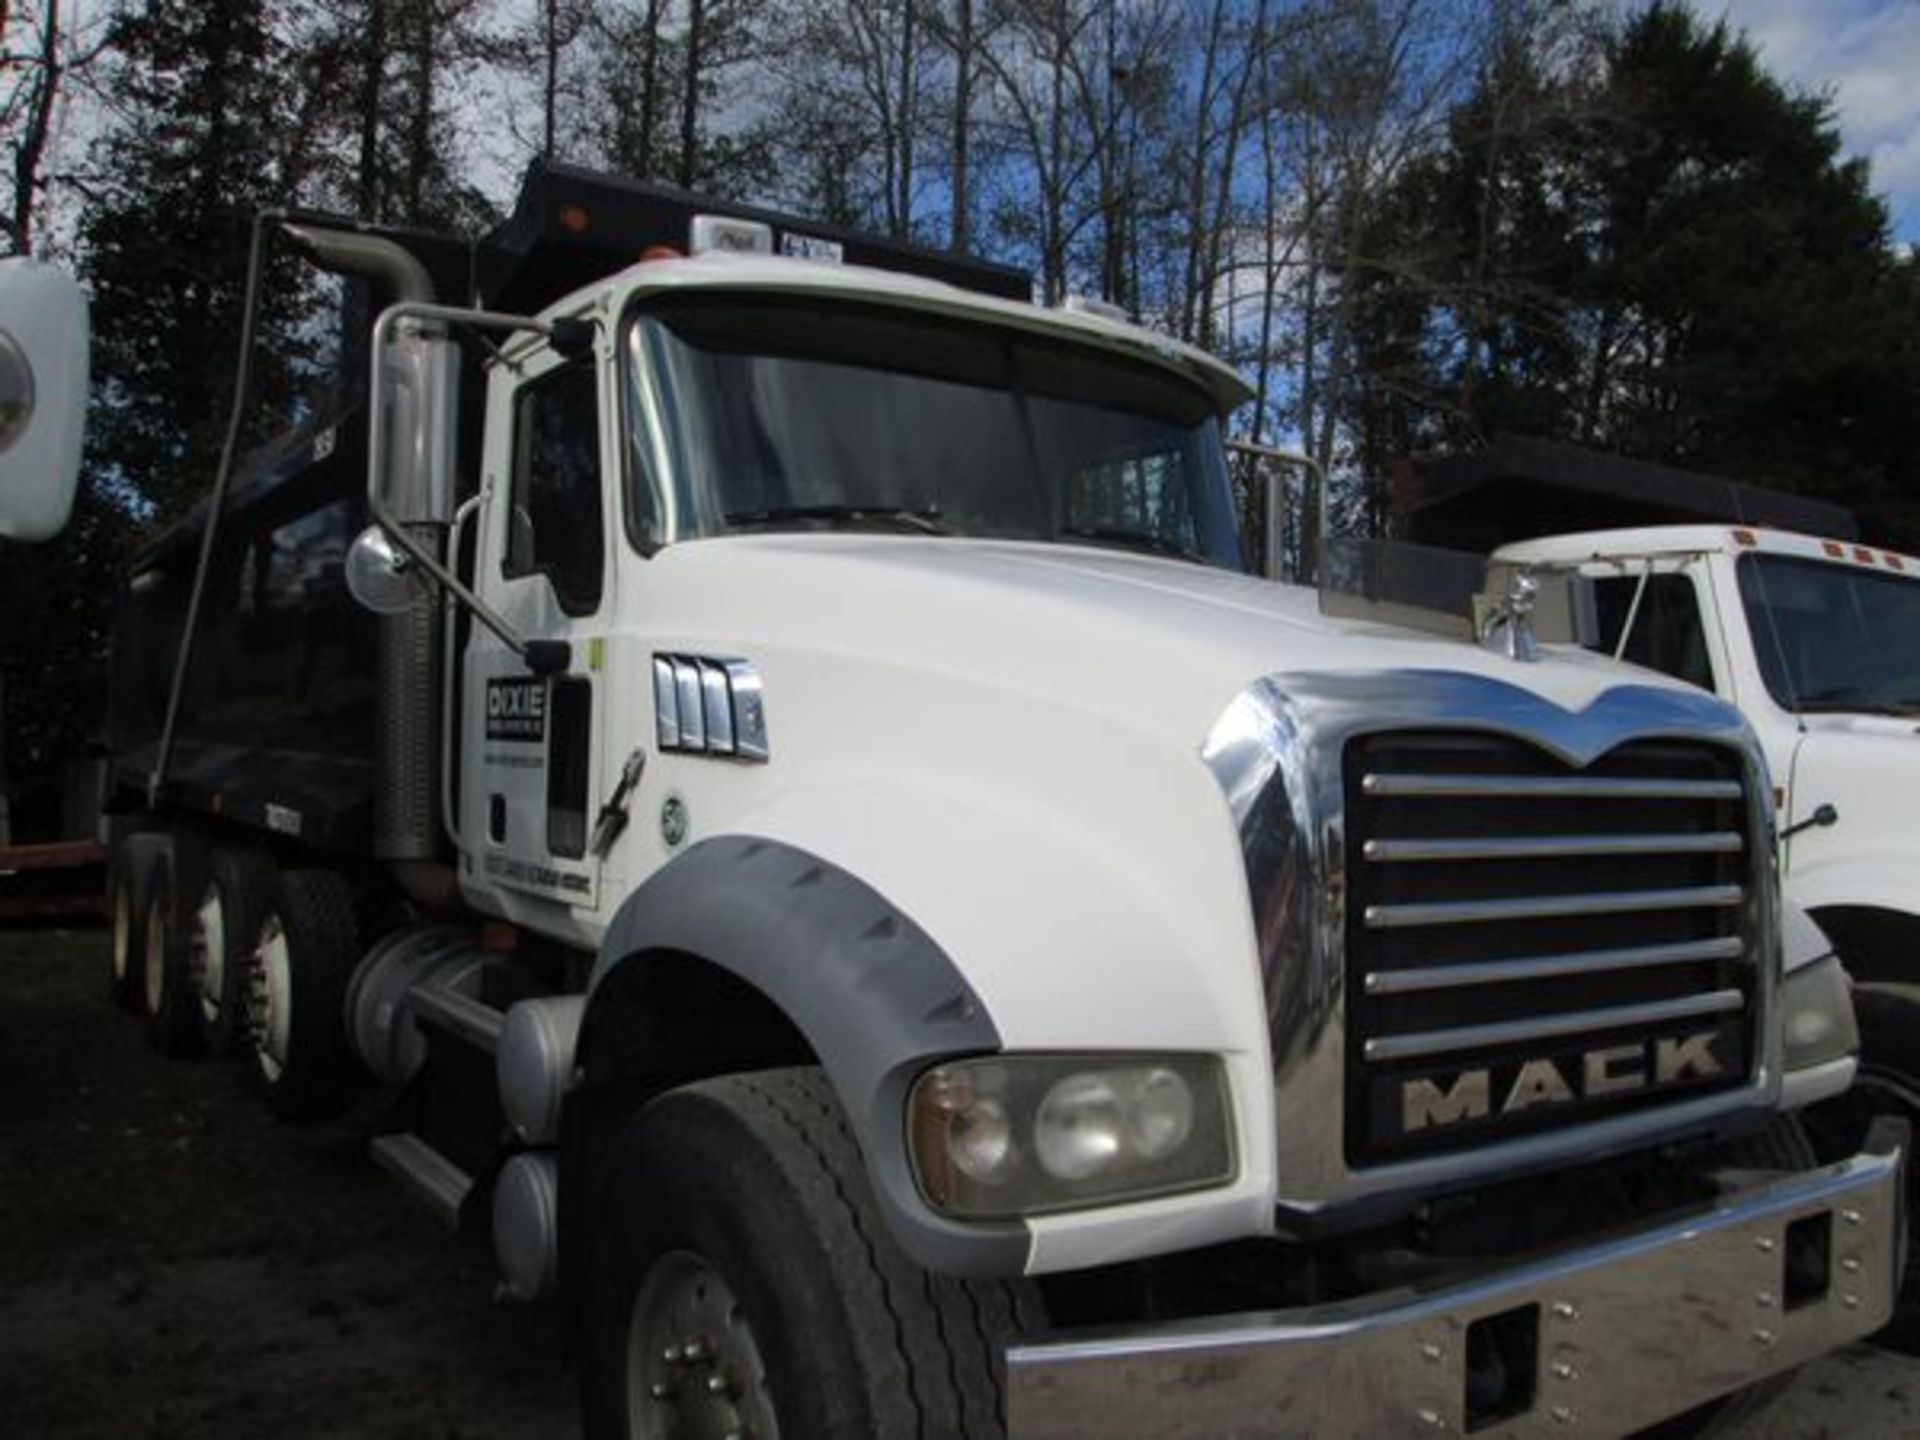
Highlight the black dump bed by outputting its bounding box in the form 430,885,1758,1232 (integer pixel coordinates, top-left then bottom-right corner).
1396,435,1859,553
109,163,1033,853
110,408,382,853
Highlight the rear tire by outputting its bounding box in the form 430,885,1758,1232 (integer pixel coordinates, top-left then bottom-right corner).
142,834,207,1058
193,847,277,1058
107,833,162,1012
580,1066,1038,1440
245,868,362,1122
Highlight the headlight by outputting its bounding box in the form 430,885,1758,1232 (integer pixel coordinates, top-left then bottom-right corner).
908,1054,1234,1219
1781,953,1858,1073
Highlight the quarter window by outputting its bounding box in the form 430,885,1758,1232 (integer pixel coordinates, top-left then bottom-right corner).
507,358,604,615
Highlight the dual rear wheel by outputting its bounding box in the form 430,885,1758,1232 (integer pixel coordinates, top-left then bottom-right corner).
106,829,361,1121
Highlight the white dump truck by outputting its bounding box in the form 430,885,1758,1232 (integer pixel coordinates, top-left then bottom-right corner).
0,167,1903,1438
1500,522,1920,1302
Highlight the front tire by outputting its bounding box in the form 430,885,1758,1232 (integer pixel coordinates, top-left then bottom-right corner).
581,1067,1038,1440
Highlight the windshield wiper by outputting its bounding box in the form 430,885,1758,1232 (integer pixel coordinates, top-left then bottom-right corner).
724,505,947,535
1793,685,1920,717
1058,525,1206,563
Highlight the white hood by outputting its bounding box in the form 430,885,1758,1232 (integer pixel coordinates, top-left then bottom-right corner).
639,534,1690,746
615,534,1757,1270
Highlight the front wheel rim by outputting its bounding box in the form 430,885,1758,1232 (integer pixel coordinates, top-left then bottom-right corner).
625,1249,779,1440
193,884,225,1026
249,912,293,1083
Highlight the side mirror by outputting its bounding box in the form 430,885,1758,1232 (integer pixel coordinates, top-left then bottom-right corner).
344,523,429,614
0,259,88,541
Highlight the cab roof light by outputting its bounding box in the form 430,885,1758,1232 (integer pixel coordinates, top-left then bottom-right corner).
1887,554,1906,571
1732,528,1758,548
1822,541,1845,558
1854,545,1876,564
689,215,773,257
1060,293,1129,323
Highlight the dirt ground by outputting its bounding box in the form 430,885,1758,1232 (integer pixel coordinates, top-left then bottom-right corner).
2,925,1918,1440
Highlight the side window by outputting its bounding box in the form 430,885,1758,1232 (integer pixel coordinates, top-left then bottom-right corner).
1590,573,1714,690
506,358,604,615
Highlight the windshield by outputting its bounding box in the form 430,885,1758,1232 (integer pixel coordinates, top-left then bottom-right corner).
623,293,1242,568
1738,553,1920,715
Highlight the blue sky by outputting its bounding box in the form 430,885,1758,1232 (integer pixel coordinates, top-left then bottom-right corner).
1713,0,1920,242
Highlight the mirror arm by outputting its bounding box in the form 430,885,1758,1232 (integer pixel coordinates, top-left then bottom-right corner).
365,301,594,675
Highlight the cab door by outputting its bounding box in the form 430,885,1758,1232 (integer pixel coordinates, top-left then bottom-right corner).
464,338,612,916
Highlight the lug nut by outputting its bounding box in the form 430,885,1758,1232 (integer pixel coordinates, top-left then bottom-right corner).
1842,1257,1862,1274
1550,1301,1578,1321
1550,1406,1574,1425
1551,1361,1577,1381
1420,1343,1444,1364
706,1374,735,1398
1755,1291,1776,1309
684,1338,712,1364
1753,1328,1776,1347
1754,1236,1776,1254
1843,1208,1864,1227
1416,1407,1444,1429
649,1382,674,1402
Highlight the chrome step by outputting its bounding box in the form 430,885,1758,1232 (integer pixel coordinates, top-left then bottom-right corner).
370,1132,473,1227
408,979,506,1054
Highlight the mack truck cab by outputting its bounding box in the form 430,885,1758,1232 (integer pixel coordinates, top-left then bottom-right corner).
0,166,1907,1439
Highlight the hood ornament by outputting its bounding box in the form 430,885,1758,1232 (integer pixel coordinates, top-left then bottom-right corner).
1479,567,1540,663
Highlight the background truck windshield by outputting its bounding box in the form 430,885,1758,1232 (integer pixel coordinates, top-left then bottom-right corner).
625,293,1242,568
1739,554,1920,715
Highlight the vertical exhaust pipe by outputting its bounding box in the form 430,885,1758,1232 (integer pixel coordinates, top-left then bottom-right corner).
285,225,452,866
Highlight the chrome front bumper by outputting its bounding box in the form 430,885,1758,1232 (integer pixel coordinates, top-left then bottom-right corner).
1007,1135,1905,1439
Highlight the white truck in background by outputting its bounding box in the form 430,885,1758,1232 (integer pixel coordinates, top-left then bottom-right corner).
0,175,1906,1438
1500,523,1920,1307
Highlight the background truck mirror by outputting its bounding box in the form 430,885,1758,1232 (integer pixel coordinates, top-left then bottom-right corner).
0,259,88,542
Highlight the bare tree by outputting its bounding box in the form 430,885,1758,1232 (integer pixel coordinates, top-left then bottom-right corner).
2,0,111,255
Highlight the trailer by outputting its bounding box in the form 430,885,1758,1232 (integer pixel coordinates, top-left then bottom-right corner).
2,171,1904,1438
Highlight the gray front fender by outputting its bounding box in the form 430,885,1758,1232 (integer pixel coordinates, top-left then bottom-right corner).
586,834,1031,1277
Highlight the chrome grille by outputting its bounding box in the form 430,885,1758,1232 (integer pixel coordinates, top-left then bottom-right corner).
1344,731,1754,1165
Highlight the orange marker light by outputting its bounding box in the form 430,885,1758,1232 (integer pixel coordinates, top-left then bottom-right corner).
1887,554,1906,571
1854,545,1876,564
1823,541,1845,558
1732,528,1758,547
560,204,590,234
640,245,683,263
